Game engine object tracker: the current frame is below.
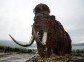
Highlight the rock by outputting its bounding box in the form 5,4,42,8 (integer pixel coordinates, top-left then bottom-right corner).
26,56,38,62
73,59,84,62
26,53,84,62
70,54,84,62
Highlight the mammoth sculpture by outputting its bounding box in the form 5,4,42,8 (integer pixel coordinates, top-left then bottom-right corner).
9,3,72,58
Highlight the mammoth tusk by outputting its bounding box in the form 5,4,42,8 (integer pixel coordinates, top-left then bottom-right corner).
32,27,40,42
9,34,34,47
42,32,47,45
32,26,46,46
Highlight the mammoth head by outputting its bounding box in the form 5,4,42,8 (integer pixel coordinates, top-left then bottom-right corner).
33,3,50,45
33,15,49,45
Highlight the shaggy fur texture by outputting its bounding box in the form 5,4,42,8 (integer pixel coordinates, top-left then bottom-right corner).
33,3,50,15
33,3,72,58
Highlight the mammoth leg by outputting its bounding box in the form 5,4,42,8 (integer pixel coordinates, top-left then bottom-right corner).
53,48,58,55
47,47,52,57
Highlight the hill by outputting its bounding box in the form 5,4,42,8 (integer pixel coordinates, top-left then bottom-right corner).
72,43,84,46
0,40,36,49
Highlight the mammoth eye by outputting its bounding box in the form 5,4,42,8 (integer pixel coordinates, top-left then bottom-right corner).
37,32,39,35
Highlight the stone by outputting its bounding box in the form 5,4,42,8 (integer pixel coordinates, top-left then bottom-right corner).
26,53,84,62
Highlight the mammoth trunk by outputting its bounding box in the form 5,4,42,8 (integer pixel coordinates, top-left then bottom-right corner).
35,31,48,58
37,30,47,45
32,26,48,46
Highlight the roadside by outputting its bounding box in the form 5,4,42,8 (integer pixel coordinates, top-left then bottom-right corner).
0,52,11,58
0,53,36,62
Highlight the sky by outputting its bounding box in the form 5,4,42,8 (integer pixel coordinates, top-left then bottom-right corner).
0,0,84,44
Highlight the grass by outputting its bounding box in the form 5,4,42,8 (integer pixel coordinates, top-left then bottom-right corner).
72,49,84,54
0,54,7,58
0,45,36,54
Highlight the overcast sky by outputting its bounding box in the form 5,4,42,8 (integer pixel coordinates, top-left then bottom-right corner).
0,0,84,44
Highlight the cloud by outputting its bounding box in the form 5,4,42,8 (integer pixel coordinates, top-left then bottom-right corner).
0,0,84,44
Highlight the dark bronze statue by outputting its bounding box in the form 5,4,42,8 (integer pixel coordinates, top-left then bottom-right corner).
9,3,72,58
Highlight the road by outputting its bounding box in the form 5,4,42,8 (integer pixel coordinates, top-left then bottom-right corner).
0,53,36,62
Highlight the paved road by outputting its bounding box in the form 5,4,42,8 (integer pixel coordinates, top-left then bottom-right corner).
0,54,35,62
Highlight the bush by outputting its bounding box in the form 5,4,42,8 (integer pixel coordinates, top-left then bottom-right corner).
0,46,35,53
72,49,84,54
